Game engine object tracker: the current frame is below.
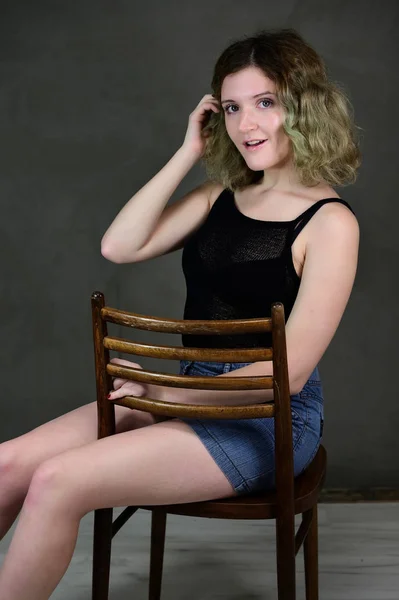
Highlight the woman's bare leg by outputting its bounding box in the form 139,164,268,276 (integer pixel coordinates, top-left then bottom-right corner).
0,418,236,600
0,401,158,539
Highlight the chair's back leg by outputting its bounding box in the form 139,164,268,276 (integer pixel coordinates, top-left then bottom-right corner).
92,507,113,600
276,513,296,599
303,504,319,600
149,509,167,600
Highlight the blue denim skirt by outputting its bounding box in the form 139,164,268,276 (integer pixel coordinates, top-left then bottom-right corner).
177,360,324,495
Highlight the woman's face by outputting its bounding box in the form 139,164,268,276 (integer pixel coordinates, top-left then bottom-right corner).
220,66,292,171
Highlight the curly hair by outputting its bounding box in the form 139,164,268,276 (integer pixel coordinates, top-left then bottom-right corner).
201,28,362,191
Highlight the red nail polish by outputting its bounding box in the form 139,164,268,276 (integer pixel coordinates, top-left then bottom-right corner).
107,394,111,399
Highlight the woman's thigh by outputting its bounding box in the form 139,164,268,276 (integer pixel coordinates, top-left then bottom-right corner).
1,401,158,477
27,418,237,514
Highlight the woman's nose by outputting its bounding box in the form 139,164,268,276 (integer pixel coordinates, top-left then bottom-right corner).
238,112,257,132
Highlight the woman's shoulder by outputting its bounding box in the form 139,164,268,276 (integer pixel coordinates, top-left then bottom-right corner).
308,189,357,221
289,183,357,224
303,191,359,248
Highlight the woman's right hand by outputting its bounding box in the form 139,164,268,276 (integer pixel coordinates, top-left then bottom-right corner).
181,94,220,160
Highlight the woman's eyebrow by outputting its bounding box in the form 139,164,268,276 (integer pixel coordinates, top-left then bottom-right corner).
221,91,275,104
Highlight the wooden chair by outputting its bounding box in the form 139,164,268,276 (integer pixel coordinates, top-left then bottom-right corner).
91,290,327,600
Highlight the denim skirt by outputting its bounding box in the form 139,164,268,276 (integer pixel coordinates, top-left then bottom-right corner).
177,360,324,495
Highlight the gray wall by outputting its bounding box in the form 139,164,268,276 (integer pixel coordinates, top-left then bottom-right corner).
1,0,398,489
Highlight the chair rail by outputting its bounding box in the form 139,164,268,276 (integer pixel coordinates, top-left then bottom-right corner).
101,306,272,334
110,394,275,420
106,363,274,390
103,335,273,362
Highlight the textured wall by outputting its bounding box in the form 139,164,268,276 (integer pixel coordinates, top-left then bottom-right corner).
1,0,398,488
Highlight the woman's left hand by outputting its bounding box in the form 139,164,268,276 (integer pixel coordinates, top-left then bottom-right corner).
108,358,151,401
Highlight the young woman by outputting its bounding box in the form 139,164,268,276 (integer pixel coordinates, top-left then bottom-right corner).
0,28,360,598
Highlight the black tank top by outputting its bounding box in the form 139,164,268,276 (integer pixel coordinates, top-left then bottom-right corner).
181,188,355,349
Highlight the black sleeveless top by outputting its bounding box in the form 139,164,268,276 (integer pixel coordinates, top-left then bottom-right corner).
181,188,355,349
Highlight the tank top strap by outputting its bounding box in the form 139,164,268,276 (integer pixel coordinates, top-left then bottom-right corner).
289,198,355,246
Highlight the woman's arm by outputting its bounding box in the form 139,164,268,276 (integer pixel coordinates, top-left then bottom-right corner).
101,146,199,263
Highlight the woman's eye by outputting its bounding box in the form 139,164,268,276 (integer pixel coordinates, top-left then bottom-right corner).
260,99,273,108
224,99,273,114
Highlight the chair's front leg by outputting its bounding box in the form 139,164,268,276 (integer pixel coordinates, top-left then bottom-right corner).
276,513,296,600
92,507,114,600
149,509,167,600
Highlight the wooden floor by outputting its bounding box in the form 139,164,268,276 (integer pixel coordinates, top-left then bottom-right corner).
1,502,398,599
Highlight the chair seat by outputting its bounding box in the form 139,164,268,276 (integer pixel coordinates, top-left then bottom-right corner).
140,445,327,520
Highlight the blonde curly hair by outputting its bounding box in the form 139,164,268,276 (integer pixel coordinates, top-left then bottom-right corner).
202,28,362,191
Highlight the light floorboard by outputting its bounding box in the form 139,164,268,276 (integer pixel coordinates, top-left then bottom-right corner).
1,502,398,599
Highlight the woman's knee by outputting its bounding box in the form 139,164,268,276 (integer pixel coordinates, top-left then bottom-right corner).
25,459,66,508
0,441,17,479
25,456,87,518
0,437,53,493
0,440,31,497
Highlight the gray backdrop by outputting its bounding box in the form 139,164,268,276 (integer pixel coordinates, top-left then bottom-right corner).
1,0,398,489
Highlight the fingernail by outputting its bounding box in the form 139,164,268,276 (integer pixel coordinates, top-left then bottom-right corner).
107,394,111,399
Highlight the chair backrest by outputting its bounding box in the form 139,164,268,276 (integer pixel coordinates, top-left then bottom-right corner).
91,290,295,513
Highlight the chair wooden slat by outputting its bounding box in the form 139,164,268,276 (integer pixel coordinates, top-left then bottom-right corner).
101,306,272,334
103,335,273,362
110,394,275,420
106,363,274,390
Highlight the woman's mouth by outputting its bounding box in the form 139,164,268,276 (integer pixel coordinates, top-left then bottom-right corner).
243,139,267,151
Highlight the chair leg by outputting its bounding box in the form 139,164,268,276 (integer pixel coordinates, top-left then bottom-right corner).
276,514,296,600
149,509,167,600
303,504,319,600
92,507,113,600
